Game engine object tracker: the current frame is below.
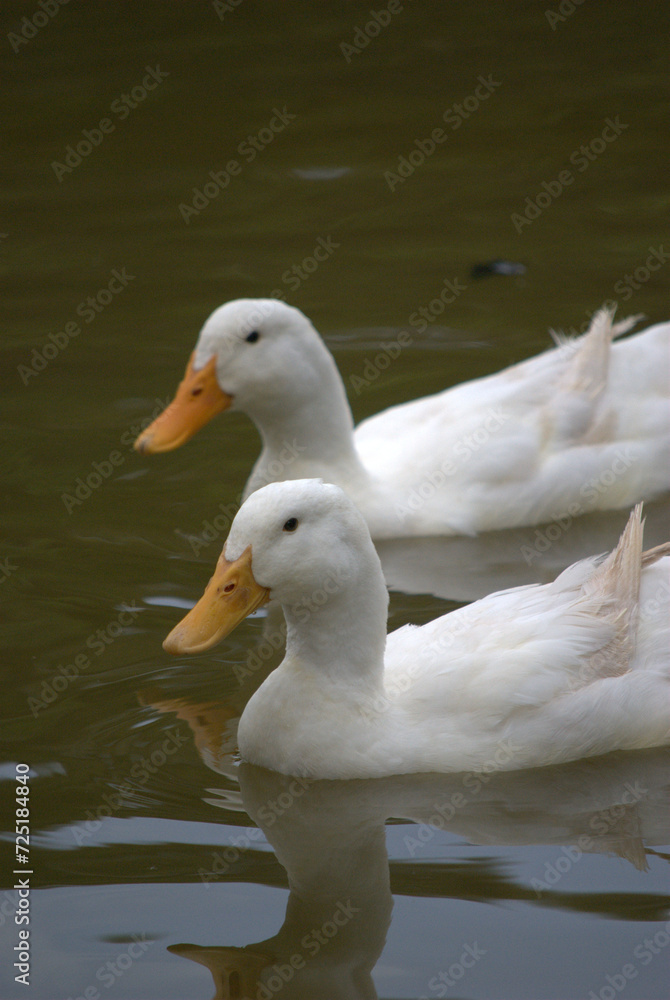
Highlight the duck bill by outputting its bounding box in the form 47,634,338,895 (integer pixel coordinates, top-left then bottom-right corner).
163,546,270,655
134,352,232,454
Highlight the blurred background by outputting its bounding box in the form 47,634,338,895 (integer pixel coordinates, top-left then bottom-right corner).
1,2,669,998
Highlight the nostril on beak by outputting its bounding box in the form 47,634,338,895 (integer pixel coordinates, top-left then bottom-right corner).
222,582,236,594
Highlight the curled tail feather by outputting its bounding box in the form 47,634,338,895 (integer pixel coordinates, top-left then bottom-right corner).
582,503,645,678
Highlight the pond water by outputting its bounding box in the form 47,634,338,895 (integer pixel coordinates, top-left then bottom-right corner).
1,2,669,998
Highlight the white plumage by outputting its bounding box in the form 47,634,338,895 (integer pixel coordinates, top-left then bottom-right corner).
169,480,670,779
166,299,669,538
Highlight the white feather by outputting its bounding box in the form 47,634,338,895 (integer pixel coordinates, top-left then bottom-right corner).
183,301,670,538
223,483,670,778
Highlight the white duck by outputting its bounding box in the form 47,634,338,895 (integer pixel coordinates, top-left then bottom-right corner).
163,480,670,779
135,299,670,538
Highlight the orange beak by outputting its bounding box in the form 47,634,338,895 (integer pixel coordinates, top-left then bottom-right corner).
163,546,270,655
134,352,232,454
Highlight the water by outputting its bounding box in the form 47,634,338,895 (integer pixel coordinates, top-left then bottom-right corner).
1,2,669,997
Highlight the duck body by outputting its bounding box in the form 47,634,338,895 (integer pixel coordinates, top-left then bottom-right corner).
136,299,670,539
164,481,670,780
353,314,669,536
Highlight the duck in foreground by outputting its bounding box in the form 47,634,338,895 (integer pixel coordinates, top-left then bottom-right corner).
163,480,670,779
135,299,670,538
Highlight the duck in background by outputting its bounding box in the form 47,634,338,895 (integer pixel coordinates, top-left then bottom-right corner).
134,300,669,539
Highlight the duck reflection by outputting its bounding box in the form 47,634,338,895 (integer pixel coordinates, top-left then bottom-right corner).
160,720,669,999
376,497,670,600
137,688,241,775
136,609,285,777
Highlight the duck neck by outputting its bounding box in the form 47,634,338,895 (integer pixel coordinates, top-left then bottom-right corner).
245,348,367,480
280,556,389,693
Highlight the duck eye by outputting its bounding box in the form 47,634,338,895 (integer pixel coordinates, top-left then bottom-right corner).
282,517,298,533
245,331,260,343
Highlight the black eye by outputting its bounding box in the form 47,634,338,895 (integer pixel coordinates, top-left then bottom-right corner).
245,331,260,343
282,517,298,533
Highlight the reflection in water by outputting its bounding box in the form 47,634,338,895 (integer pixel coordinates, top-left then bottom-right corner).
137,604,286,776
376,497,670,600
148,691,669,999
138,691,240,778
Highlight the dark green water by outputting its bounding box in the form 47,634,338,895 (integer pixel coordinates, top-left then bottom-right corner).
1,2,669,997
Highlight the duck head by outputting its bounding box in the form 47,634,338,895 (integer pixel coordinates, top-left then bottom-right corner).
163,479,386,657
134,299,336,454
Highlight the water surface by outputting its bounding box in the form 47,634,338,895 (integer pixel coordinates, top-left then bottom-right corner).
1,2,669,997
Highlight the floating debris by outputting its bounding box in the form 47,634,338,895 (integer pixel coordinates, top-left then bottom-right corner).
471,259,527,279
291,167,352,181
